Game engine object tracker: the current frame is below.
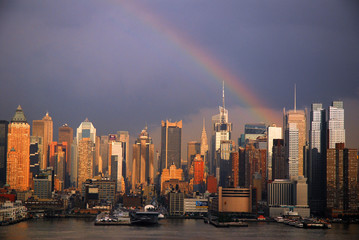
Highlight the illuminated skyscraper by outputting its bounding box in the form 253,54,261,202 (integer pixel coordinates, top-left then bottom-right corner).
32,112,53,169
117,131,130,181
327,101,345,149
160,120,182,170
0,120,9,187
211,82,232,176
200,118,209,166
309,103,326,215
59,124,73,187
132,127,154,190
267,125,282,180
187,141,200,168
77,138,94,190
283,86,306,177
110,140,123,192
48,142,67,190
6,106,30,191
76,118,96,144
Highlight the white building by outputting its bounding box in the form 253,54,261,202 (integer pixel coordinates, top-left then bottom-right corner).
111,141,123,192
328,101,345,149
267,125,282,180
76,118,96,144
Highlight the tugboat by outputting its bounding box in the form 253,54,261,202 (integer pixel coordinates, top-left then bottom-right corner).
130,205,159,225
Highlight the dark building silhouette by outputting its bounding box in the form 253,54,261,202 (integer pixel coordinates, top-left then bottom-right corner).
0,120,8,187
272,139,287,179
58,124,73,188
160,120,182,170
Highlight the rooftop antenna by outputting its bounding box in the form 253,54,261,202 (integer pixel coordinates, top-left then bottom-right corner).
294,84,297,112
222,81,225,109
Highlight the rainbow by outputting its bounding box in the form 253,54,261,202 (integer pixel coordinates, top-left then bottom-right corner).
117,1,279,124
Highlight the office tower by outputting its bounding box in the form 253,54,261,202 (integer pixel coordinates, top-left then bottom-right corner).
187,141,200,168
160,164,184,192
0,120,9,187
200,118,209,165
160,120,182,170
94,135,100,176
132,127,154,190
6,106,30,191
99,135,109,174
272,139,287,179
77,138,94,190
231,151,239,187
327,101,345,149
218,140,235,187
32,112,53,169
117,131,130,181
211,82,232,175
76,118,96,144
34,168,53,199
283,87,306,177
267,125,282,180
48,142,67,191
309,103,326,215
193,154,205,192
70,139,78,187
59,124,73,187
110,141,123,192
30,136,42,179
326,144,358,217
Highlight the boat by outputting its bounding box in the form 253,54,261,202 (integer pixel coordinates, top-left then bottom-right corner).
129,205,159,225
275,216,284,223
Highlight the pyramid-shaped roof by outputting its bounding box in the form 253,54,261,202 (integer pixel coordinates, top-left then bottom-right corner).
11,105,27,123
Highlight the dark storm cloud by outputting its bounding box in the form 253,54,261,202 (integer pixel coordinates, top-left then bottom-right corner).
0,0,358,148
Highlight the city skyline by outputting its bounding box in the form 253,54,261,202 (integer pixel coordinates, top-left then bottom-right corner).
0,1,358,150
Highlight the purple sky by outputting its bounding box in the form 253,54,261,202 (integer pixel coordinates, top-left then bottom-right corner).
0,0,358,154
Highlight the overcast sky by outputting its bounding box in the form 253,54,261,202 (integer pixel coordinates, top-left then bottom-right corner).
1,0,358,154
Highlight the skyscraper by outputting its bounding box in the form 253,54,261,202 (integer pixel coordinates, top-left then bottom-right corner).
117,131,130,181
110,140,123,192
200,118,209,165
77,138,94,190
76,118,96,144
59,124,73,187
160,120,182,170
0,120,9,187
267,124,282,180
187,141,200,168
132,127,154,189
6,106,30,191
326,144,358,217
211,82,232,176
30,136,42,179
327,101,345,149
283,86,306,177
309,103,326,215
32,112,53,169
99,135,109,174
48,142,67,190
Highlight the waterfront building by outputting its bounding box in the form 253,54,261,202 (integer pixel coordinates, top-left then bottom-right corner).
187,141,200,169
168,192,184,216
59,124,73,187
184,198,208,215
34,169,53,199
160,120,182,170
267,124,282,180
206,175,217,194
77,138,94,190
6,106,30,191
326,143,358,217
327,101,345,149
132,127,154,190
32,112,53,169
0,120,8,187
160,164,183,192
308,103,326,215
210,187,251,214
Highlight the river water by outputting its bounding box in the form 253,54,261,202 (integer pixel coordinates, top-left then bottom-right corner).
0,218,358,240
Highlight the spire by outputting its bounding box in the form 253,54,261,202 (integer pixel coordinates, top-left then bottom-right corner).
11,105,27,123
294,84,296,112
202,118,206,131
222,81,225,109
